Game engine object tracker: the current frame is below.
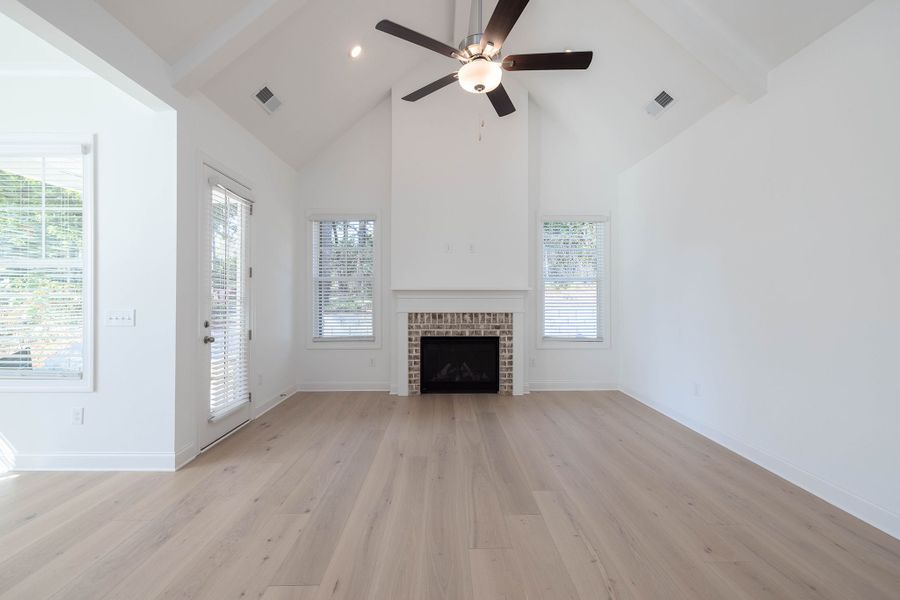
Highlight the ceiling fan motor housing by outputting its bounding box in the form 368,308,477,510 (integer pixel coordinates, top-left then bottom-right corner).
460,33,483,53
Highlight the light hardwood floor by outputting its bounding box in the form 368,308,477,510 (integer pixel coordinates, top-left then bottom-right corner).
2,391,899,599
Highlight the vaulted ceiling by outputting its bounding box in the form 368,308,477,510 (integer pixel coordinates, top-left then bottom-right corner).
0,10,92,75
95,0,871,170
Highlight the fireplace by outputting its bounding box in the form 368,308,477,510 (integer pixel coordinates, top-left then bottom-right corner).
420,336,500,394
406,312,513,394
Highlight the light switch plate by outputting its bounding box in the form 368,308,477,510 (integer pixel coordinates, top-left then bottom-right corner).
106,309,135,327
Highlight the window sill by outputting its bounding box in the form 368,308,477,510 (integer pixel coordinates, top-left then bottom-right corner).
306,339,381,351
0,377,93,393
537,338,610,350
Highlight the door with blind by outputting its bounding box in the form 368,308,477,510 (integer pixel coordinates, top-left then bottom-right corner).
200,168,252,448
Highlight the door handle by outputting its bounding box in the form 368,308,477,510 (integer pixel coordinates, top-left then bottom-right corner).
203,335,216,344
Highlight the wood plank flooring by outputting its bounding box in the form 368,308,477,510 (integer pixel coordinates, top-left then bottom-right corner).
2,391,899,599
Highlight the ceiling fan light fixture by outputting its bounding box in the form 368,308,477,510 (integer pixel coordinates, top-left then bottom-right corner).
458,58,502,94
375,1,594,117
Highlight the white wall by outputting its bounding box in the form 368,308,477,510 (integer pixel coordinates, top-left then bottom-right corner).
527,103,620,390
619,0,900,538
391,62,530,291
295,100,393,391
3,0,300,468
0,17,179,469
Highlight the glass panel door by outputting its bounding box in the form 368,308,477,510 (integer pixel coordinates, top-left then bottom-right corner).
200,172,252,448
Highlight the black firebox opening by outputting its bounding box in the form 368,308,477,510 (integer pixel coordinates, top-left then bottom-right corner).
420,336,500,394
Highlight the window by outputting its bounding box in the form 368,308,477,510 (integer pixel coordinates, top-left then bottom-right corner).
541,218,608,343
311,218,375,341
0,142,92,387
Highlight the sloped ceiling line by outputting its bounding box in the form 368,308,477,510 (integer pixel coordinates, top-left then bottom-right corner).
627,0,769,101
172,0,311,94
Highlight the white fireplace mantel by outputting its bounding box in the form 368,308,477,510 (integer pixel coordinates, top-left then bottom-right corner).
393,290,527,396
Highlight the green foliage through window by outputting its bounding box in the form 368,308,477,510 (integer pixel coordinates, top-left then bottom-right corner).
0,155,85,378
542,220,606,341
312,219,375,339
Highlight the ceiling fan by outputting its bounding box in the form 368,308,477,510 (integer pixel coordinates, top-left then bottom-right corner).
375,0,593,117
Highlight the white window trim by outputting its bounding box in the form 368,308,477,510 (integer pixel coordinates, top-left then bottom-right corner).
0,134,95,392
536,213,611,350
306,211,381,350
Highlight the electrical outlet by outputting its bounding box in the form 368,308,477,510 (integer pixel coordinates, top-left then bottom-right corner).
257,374,263,386
529,357,536,368
71,407,84,425
369,358,376,368
105,309,135,327
692,382,702,397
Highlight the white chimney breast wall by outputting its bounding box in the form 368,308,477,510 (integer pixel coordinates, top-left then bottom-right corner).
390,60,529,291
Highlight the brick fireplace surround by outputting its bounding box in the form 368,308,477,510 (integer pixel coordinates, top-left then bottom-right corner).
407,312,513,394
394,290,526,396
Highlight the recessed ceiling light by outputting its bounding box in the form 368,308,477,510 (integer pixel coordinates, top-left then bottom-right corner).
564,48,573,53
349,45,363,59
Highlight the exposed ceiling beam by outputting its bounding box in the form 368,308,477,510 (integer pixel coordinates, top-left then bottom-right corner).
628,0,768,102
1,0,173,111
171,0,309,94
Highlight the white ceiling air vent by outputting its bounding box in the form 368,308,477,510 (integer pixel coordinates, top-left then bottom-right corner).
254,86,282,114
645,90,675,118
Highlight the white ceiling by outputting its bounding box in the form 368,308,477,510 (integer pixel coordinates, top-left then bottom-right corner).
203,0,455,168
94,0,872,170
96,0,254,64
689,0,871,68
495,0,734,170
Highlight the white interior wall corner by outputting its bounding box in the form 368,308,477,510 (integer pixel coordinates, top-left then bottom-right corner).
618,0,900,539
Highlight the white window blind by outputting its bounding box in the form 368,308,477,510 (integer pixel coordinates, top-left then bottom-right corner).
0,150,87,380
541,219,607,341
312,219,375,340
208,185,251,420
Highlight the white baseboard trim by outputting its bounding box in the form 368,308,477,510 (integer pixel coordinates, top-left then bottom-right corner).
620,387,900,542
173,441,197,470
528,380,618,392
297,381,391,392
13,451,180,472
252,385,298,419
10,386,301,473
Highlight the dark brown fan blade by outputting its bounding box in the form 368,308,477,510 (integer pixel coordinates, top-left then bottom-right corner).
486,84,515,117
376,20,461,59
481,0,529,50
402,73,459,102
502,51,593,71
